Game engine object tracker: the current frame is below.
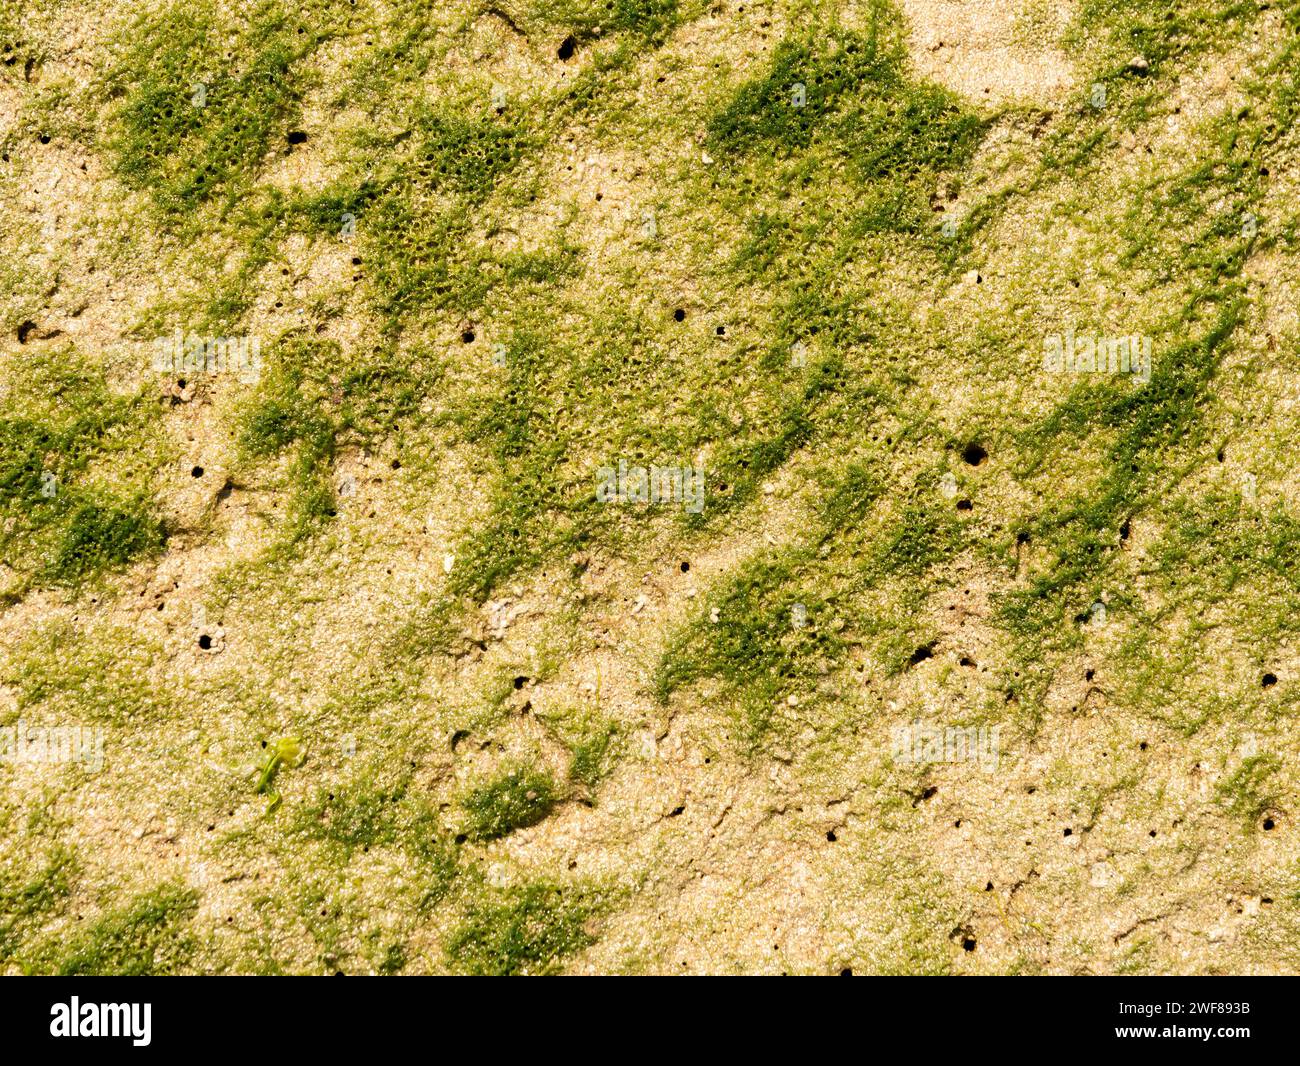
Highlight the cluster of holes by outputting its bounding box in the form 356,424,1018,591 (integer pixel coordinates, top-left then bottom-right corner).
408,116,526,197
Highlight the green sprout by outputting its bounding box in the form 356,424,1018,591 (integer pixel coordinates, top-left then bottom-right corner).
254,736,306,815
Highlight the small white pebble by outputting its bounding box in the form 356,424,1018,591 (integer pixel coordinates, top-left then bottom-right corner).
442,553,454,573
709,607,720,623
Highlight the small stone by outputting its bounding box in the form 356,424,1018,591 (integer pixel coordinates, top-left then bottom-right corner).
1128,55,1149,74
787,694,799,707
709,607,720,623
701,150,714,165
442,553,454,574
